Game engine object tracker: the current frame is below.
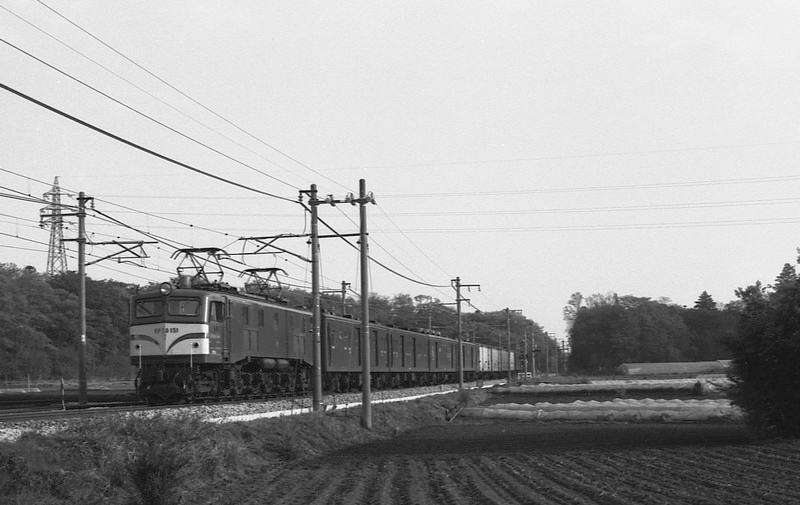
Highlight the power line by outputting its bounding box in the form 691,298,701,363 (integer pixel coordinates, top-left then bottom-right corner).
381,175,800,199
385,197,800,217
0,37,299,193
331,140,800,171
1,170,318,286
34,0,349,193
0,230,50,247
300,202,450,289
381,216,800,233
2,3,307,192
0,81,298,203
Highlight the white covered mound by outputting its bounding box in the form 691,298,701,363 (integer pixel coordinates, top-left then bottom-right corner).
462,398,742,422
495,377,730,395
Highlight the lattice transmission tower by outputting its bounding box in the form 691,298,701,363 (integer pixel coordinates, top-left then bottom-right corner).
40,176,68,275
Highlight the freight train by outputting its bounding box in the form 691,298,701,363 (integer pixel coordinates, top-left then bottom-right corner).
130,271,515,403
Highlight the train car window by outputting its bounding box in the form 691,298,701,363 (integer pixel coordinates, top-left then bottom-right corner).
167,298,200,316
242,306,250,326
372,330,379,367
327,327,335,366
257,309,264,327
412,337,417,367
273,313,280,333
210,301,224,322
135,299,163,318
354,328,362,366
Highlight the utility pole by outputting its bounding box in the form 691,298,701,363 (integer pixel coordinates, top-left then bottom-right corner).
51,192,91,405
530,328,536,377
504,308,522,382
355,179,375,429
452,277,479,390
45,192,151,406
523,329,528,378
323,281,350,316
65,194,150,405
308,184,323,412
554,337,559,374
76,193,88,404
315,180,375,428
546,332,555,375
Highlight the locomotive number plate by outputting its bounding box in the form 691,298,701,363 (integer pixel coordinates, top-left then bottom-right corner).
153,327,180,334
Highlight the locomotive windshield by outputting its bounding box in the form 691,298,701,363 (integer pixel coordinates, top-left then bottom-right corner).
167,298,201,316
135,299,163,318
132,296,203,323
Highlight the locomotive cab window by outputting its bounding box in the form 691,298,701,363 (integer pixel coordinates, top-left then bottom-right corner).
167,298,201,317
135,299,163,318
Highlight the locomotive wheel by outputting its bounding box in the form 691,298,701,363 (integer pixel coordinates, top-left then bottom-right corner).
276,382,287,396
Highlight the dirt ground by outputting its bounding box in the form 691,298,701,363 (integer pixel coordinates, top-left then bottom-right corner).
192,418,800,505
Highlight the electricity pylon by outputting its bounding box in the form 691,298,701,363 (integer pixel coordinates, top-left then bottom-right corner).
40,177,68,275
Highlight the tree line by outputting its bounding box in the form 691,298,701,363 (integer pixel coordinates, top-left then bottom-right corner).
0,264,134,383
565,290,737,373
0,263,556,382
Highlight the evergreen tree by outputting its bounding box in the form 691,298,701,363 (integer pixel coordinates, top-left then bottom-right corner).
694,291,716,310
728,259,800,438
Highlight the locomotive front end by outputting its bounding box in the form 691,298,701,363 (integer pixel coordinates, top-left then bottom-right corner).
130,282,216,402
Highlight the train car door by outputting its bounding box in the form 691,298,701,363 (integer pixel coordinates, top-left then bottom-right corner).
221,297,232,363
207,297,226,361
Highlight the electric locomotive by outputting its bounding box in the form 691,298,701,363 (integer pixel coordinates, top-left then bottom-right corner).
129,250,515,403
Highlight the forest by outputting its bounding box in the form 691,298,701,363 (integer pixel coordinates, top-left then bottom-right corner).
0,262,554,382
565,290,738,373
1,257,788,382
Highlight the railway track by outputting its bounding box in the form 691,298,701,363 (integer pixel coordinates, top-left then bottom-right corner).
0,390,330,425
0,381,488,428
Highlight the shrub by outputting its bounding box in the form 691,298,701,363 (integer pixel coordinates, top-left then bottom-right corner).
0,390,467,503
727,262,800,439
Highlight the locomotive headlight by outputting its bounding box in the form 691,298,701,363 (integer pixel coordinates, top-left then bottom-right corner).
159,282,173,295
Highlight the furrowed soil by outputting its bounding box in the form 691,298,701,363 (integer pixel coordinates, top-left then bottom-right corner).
189,392,800,505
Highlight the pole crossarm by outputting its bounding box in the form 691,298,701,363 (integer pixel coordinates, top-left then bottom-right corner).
238,235,311,263
84,240,157,266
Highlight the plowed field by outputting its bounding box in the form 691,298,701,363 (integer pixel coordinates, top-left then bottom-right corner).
192,419,800,505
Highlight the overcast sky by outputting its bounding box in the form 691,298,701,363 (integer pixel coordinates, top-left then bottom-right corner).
2,1,799,342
